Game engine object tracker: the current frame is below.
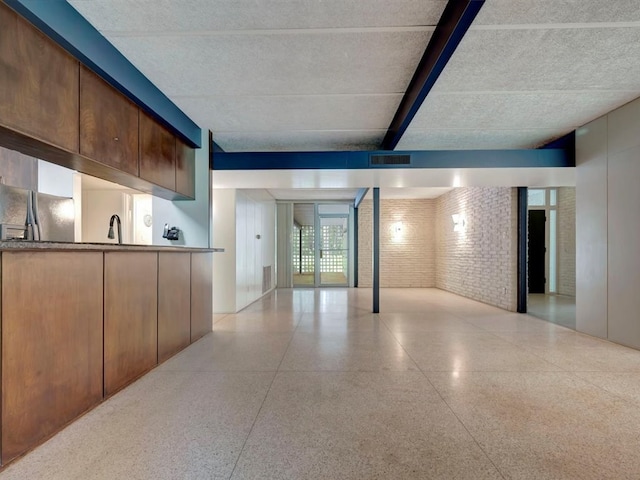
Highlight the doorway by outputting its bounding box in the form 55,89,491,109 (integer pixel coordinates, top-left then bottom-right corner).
526,188,576,329
528,210,546,293
292,203,350,287
318,214,349,286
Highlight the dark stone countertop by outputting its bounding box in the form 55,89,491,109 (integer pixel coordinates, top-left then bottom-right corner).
0,240,224,253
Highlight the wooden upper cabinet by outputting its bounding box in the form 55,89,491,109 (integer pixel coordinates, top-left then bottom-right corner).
0,3,79,152
139,113,176,191
80,66,139,175
175,138,196,199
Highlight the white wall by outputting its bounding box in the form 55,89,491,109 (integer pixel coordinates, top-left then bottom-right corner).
212,188,237,314
276,203,293,288
576,96,640,347
152,129,210,248
436,187,518,312
82,189,128,244
37,160,74,197
212,188,276,313
557,187,576,296
358,199,436,288
236,190,276,311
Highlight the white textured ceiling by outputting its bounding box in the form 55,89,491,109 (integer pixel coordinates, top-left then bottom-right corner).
268,188,361,201
396,0,640,150
68,0,443,152
67,0,635,201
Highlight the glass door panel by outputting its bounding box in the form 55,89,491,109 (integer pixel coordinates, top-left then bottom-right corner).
293,203,315,286
318,215,348,286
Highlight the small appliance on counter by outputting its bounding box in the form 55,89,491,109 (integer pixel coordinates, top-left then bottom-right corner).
0,184,75,242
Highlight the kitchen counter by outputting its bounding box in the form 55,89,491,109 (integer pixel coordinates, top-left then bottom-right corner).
0,246,215,465
0,240,224,252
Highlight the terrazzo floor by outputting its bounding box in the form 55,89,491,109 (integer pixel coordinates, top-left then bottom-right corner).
3,288,640,479
528,293,576,329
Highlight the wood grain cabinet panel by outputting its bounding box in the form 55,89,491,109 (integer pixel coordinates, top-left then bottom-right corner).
1,252,103,464
0,3,79,152
158,252,191,363
139,113,176,191
190,252,213,342
104,252,158,396
175,139,196,199
80,66,139,175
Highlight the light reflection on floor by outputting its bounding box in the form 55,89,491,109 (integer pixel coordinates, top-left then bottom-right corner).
528,293,576,329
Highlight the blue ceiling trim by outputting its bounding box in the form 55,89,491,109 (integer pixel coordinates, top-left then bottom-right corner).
212,141,226,153
212,148,573,170
540,131,575,165
540,131,575,150
354,188,369,208
381,0,485,150
6,0,201,148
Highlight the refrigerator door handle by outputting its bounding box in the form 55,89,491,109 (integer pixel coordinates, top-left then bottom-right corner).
26,192,34,240
30,191,41,241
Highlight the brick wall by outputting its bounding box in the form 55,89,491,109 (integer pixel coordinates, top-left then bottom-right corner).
557,187,576,296
358,199,436,288
435,187,518,311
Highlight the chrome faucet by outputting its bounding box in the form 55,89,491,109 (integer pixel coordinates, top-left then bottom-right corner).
107,214,122,244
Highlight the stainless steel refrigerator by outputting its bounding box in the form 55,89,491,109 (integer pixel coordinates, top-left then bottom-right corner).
0,184,75,242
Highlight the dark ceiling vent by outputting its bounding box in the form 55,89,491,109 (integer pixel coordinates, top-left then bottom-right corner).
369,154,412,167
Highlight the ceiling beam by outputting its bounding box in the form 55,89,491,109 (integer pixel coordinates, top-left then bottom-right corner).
381,0,485,150
212,148,573,170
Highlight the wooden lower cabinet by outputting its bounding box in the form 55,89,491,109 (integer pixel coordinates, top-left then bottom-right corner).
104,252,158,396
190,252,213,342
158,252,191,363
1,252,103,464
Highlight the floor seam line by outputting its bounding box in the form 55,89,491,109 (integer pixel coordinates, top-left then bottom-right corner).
379,315,508,480
227,310,301,479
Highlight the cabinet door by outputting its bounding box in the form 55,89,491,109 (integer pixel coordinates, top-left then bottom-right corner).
158,252,191,363
139,113,176,191
191,252,213,342
2,252,103,464
175,138,196,199
80,66,139,175
104,252,158,396
0,3,79,152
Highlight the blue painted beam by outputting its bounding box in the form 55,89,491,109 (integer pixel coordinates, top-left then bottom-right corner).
354,188,369,208
517,187,528,313
372,188,380,314
6,0,201,148
381,0,485,150
212,148,573,170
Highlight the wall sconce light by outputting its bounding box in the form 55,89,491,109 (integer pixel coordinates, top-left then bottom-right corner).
391,222,404,243
452,214,466,232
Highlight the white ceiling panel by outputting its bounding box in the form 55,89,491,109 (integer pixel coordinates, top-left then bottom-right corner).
69,0,446,31
395,128,564,150
432,28,640,93
269,188,361,201
107,30,432,97
376,187,454,199
67,0,640,154
214,130,385,152
176,94,403,133
474,0,640,25
408,91,640,131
